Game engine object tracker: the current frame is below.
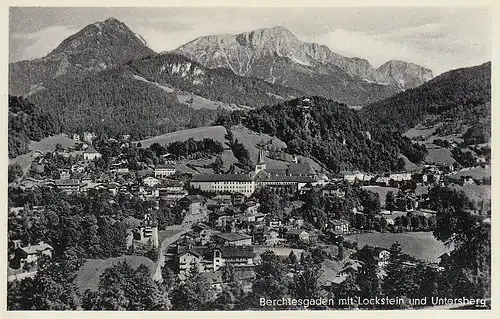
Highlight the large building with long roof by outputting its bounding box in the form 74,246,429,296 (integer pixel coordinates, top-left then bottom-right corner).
190,148,318,196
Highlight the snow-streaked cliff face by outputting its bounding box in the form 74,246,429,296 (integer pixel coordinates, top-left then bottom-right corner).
175,26,434,89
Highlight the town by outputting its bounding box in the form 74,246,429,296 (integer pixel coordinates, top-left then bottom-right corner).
7,8,491,311
7,125,491,309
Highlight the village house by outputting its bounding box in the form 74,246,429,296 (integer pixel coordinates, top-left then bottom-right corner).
83,131,96,144
329,219,350,234
287,216,305,228
286,229,310,243
59,169,71,179
389,172,412,182
132,214,159,248
263,229,284,246
143,176,160,187
322,184,346,198
71,164,85,174
116,167,130,174
176,245,255,274
214,232,252,246
54,179,82,194
375,176,391,186
154,164,176,178
83,146,102,161
266,217,282,228
213,246,255,271
341,171,365,184
158,180,184,193
178,248,204,274
13,241,54,268
180,195,210,226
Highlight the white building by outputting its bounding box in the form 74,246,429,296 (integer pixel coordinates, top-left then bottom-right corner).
154,164,176,178
389,173,412,182
191,174,255,197
83,146,102,161
143,176,160,187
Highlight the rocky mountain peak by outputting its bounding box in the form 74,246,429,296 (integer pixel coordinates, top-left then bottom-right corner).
377,60,434,90
49,17,150,57
175,26,433,95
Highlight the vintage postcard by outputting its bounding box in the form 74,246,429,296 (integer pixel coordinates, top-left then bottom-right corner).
4,1,494,313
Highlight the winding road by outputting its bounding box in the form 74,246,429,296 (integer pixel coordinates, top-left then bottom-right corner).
152,225,189,282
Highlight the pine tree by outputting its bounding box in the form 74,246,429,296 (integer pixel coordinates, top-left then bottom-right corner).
381,242,417,307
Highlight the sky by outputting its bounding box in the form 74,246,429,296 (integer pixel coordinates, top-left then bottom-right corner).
9,7,492,75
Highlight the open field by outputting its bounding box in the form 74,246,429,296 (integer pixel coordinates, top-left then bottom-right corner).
138,125,323,173
29,133,77,153
74,255,155,293
9,151,36,173
449,165,490,180
404,123,440,139
138,126,228,148
425,145,456,166
401,154,423,172
133,74,250,111
344,231,452,263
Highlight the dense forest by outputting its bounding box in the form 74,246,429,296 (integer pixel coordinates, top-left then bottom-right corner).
25,68,226,140
361,62,491,137
8,96,62,158
22,53,305,141
229,96,426,173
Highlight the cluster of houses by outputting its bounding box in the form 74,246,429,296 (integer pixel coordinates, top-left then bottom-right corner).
9,132,463,288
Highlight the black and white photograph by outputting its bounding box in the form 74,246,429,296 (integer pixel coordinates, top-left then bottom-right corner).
6,3,493,311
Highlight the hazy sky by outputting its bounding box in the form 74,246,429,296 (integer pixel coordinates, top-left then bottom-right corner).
9,7,491,75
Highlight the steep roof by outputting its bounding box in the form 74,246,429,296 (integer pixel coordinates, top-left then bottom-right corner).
218,246,254,259
286,228,308,236
257,148,266,165
287,162,316,176
20,243,53,255
84,146,100,154
215,232,252,242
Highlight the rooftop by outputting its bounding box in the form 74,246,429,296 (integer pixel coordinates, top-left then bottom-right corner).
84,146,100,154
155,164,176,169
215,232,252,242
256,175,315,183
218,245,255,259
20,242,54,255
191,174,253,182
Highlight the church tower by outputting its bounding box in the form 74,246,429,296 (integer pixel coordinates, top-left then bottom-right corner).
254,148,267,175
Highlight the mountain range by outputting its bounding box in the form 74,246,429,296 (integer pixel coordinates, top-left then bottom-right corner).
10,19,433,106
175,26,433,104
7,18,491,173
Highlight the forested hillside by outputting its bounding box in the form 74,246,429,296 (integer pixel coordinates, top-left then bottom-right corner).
26,68,227,140
361,62,491,137
233,96,427,173
22,53,304,141
8,96,62,158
